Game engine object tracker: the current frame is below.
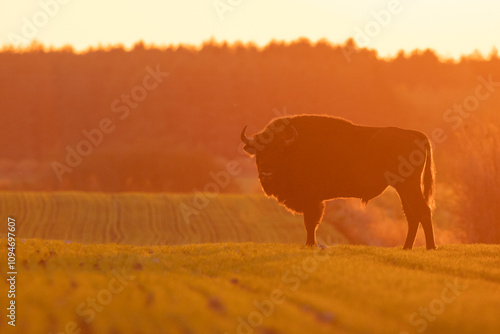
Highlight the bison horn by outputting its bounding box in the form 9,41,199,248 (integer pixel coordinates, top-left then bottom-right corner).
284,125,298,145
241,125,251,144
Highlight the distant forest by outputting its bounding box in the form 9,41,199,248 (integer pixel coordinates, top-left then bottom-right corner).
1,39,499,197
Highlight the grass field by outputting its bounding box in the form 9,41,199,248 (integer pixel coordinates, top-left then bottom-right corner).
2,240,500,334
1,191,497,334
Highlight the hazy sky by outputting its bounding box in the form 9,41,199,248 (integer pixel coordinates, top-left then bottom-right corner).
1,0,499,58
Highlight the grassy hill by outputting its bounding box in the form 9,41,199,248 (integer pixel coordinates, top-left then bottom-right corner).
2,191,488,333
2,240,499,334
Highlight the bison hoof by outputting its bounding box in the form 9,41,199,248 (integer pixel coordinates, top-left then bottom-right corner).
403,246,437,250
305,243,327,250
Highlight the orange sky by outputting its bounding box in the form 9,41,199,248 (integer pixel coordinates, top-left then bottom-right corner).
1,0,499,59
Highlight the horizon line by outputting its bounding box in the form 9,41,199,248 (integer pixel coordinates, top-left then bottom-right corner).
1,37,499,63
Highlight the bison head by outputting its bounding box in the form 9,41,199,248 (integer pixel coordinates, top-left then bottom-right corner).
240,119,298,185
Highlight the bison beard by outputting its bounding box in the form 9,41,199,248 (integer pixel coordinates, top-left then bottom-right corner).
241,115,437,250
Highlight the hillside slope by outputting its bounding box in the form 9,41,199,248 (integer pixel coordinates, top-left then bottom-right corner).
0,192,347,245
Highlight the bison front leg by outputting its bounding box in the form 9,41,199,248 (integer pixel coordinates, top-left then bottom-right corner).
303,202,325,247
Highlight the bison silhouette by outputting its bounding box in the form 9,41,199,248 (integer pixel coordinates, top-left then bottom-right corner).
241,114,436,250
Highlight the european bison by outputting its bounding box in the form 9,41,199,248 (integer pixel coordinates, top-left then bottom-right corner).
241,115,436,250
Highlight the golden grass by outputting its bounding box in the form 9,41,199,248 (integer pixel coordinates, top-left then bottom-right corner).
2,239,500,334
0,191,493,333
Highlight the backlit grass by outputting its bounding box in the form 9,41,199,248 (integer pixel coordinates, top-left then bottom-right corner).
2,239,499,334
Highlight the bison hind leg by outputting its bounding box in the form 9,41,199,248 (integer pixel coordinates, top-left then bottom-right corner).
401,200,420,250
396,184,436,250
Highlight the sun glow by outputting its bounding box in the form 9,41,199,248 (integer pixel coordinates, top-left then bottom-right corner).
1,0,499,59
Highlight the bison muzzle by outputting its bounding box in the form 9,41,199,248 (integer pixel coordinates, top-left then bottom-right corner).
241,114,437,250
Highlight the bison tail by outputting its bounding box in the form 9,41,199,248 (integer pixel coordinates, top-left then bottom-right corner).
422,138,436,211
